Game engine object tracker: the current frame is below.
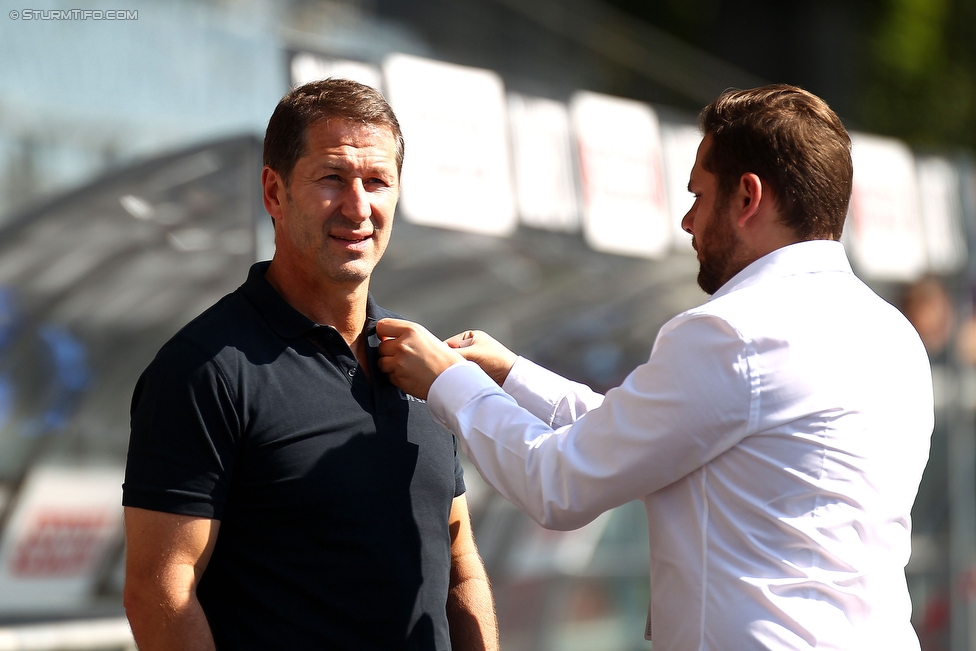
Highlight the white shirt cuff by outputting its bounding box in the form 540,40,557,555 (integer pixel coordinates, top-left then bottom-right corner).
428,361,499,430
502,356,597,427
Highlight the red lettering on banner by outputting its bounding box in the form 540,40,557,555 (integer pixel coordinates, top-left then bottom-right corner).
8,511,112,577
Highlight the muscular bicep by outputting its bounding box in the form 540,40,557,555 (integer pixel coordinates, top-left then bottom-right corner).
124,507,220,602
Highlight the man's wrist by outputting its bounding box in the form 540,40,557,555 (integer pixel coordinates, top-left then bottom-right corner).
489,352,517,386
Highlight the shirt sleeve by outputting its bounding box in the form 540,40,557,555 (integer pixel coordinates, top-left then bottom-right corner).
122,337,240,520
428,313,758,530
502,356,605,427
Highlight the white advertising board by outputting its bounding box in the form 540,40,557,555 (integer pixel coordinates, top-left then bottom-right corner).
290,53,383,90
571,91,670,258
507,93,580,232
915,155,968,275
382,54,517,236
847,132,927,282
0,466,123,613
660,122,701,253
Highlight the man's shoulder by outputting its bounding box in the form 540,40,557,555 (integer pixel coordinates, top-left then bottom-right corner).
174,287,253,348
665,265,917,353
656,270,838,344
147,286,260,378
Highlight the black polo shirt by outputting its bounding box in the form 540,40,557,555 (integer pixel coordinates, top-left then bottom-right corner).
124,262,464,651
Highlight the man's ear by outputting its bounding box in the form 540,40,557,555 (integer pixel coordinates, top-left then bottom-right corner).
262,167,286,222
733,172,764,228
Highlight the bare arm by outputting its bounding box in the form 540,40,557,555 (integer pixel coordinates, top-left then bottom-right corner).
447,495,499,651
123,507,220,651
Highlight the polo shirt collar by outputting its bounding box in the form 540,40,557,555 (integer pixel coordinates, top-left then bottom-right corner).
241,262,315,339
364,294,385,327
242,261,391,341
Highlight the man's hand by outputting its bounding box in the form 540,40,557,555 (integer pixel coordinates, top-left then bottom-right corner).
445,330,517,387
377,318,464,400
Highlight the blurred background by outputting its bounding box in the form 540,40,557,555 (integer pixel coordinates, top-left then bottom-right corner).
0,0,975,649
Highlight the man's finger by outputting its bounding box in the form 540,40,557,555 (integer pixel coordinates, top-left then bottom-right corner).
377,336,398,358
445,331,476,348
376,317,415,340
376,355,395,374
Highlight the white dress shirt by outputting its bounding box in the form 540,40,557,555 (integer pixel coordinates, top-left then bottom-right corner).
429,240,933,651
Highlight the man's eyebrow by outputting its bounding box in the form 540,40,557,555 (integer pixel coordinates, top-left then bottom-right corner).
314,158,351,171
313,157,395,173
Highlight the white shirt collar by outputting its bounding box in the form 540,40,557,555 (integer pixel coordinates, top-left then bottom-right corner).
710,239,852,301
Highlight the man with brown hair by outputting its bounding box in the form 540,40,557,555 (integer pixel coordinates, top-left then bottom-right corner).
122,79,497,651
377,85,934,650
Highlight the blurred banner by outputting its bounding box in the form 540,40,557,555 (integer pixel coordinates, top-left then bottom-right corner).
383,53,517,237
507,93,580,232
916,155,968,276
290,53,383,90
659,122,700,254
848,132,927,282
572,91,671,259
0,466,122,613
286,50,973,287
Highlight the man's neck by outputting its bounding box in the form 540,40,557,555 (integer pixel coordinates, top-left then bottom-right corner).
264,260,370,349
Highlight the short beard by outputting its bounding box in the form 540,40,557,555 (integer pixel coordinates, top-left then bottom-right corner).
697,258,728,296
695,194,749,295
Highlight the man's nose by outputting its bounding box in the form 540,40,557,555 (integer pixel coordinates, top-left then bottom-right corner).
681,209,694,235
341,180,371,222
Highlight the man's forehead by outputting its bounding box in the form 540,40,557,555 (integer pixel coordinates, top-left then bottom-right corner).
695,133,713,161
301,120,398,164
689,134,713,182
307,118,394,144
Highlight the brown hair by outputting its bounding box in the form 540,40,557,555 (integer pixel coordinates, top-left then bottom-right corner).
699,84,852,240
263,78,404,183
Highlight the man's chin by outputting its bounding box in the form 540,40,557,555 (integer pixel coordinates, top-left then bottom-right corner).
696,260,725,295
698,256,752,295
697,273,720,296
320,261,374,286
